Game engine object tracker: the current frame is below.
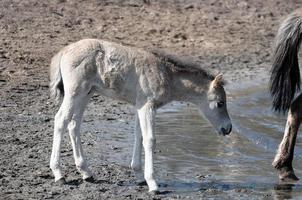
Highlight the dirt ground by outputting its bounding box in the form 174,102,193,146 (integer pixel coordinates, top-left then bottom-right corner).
1,0,302,199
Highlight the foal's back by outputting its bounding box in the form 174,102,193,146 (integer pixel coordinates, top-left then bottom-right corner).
57,39,171,105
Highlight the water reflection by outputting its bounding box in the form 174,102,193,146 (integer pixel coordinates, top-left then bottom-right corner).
153,81,302,197
273,183,295,200
88,81,302,198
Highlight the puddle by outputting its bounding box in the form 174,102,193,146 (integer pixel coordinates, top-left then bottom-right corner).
86,80,302,199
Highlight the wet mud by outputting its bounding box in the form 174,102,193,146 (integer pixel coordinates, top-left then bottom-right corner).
1,0,302,199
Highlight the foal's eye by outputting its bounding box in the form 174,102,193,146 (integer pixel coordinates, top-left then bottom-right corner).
217,102,225,108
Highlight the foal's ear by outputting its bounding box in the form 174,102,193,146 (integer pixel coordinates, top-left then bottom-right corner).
210,73,224,89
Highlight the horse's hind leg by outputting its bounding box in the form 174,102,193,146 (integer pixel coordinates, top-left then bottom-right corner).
273,94,302,181
67,93,93,181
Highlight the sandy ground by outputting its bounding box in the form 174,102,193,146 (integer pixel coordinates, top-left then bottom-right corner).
1,0,302,199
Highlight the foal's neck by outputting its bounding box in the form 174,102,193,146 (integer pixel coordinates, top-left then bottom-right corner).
171,72,212,103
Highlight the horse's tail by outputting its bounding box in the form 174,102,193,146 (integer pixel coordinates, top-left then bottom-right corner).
270,10,302,113
49,50,64,103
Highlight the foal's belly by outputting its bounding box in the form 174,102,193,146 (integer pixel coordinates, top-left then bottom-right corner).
97,87,137,105
95,72,138,105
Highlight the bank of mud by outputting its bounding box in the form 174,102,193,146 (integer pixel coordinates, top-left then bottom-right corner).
1,0,302,199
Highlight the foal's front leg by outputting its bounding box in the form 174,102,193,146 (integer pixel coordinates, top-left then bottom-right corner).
131,113,142,171
273,95,302,181
137,101,158,192
131,113,146,185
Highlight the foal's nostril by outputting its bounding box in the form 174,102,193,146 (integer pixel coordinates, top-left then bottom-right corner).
221,128,227,135
221,124,232,136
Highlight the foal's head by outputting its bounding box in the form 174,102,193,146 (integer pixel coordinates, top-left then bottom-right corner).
199,74,232,136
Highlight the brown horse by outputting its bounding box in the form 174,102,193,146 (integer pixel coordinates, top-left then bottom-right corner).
270,8,302,181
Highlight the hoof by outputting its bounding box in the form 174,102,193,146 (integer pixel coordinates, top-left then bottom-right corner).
280,172,299,182
149,190,160,195
137,180,147,186
56,177,66,186
84,176,95,183
131,165,142,172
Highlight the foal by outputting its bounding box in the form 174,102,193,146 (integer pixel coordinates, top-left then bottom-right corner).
49,39,232,192
270,8,302,181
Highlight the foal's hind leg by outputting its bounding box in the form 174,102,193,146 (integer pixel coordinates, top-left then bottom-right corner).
50,96,75,183
273,94,302,181
50,91,92,183
67,93,93,181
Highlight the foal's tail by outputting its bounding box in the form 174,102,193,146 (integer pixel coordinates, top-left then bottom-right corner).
270,9,302,113
49,51,64,103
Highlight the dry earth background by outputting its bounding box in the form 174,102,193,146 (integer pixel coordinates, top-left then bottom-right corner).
1,0,302,199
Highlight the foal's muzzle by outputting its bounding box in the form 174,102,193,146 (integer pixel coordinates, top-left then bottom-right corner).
220,124,232,136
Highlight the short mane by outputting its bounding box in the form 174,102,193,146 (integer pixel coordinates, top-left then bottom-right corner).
150,49,215,80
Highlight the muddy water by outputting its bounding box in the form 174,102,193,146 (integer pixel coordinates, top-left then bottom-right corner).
89,81,302,198
154,82,302,198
